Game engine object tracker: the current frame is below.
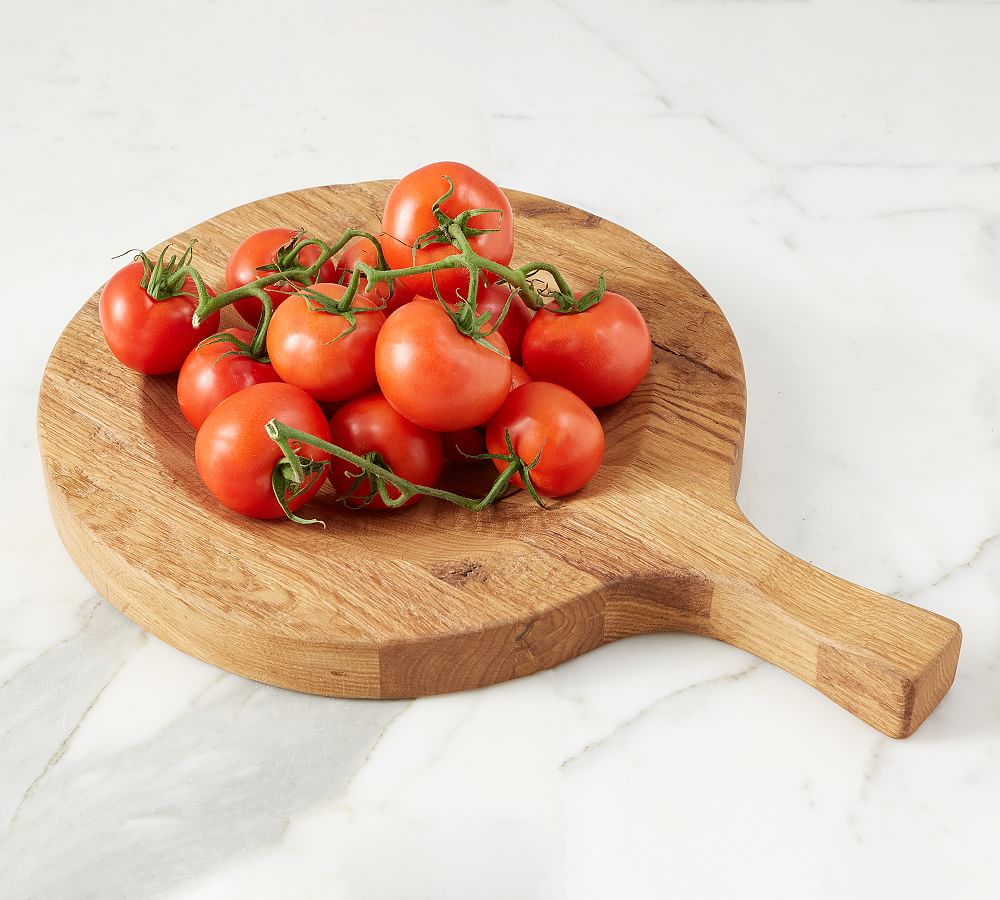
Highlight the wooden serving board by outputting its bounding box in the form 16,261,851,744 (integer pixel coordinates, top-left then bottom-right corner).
38,181,961,738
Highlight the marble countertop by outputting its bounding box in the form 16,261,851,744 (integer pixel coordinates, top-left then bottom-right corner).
3,0,999,897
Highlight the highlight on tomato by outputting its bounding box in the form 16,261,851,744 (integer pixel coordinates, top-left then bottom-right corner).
225,228,336,328
99,249,220,375
266,283,385,403
176,328,282,430
486,382,605,498
196,382,331,519
327,393,444,510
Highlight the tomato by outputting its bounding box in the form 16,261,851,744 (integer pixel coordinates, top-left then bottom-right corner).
176,328,282,430
99,260,220,374
266,283,385,403
196,382,331,519
443,428,486,463
522,292,651,408
225,228,337,328
473,283,533,363
335,236,415,315
381,162,513,300
486,382,604,498
328,393,443,510
510,362,532,391
375,300,511,431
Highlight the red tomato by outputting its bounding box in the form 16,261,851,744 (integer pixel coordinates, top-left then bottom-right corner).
522,292,651,407
335,236,415,315
375,300,511,431
225,228,337,328
196,382,331,519
328,393,444,510
443,428,486,463
381,162,513,300
510,362,532,391
99,260,220,374
176,328,282,430
266,283,385,403
486,382,604,497
473,283,533,363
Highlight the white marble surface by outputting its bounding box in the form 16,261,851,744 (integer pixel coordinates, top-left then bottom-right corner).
3,0,999,896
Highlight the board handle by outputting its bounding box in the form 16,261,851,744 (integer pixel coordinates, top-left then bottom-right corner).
684,521,962,738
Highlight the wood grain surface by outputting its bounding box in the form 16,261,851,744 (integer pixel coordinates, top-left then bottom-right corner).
37,181,962,737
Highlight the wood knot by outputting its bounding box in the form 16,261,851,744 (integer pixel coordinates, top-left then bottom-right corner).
433,559,488,586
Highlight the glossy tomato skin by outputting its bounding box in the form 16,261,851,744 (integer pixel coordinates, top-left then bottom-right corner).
176,328,282,430
443,428,486,463
266,283,386,403
375,300,511,432
486,382,604,498
328,393,444,510
99,261,220,374
196,382,331,519
225,228,337,328
522,292,652,408
335,236,415,315
381,162,513,300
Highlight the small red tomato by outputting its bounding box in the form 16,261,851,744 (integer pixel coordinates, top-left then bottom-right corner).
381,162,513,300
335,236,415,315
510,362,532,391
99,260,220,374
328,393,443,510
196,382,331,519
375,300,511,432
486,382,604,498
176,328,282,430
473,283,534,363
266,283,386,403
522,292,652,407
443,428,486,463
225,228,337,328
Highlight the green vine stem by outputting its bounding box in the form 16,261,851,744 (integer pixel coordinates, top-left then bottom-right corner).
265,419,549,521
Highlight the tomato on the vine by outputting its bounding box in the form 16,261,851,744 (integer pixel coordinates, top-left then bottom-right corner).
225,228,336,328
522,292,651,407
196,382,331,519
99,260,220,375
335,236,414,315
381,162,513,300
328,393,443,510
177,328,282,430
486,382,604,497
473,283,533,363
266,283,385,403
375,300,511,432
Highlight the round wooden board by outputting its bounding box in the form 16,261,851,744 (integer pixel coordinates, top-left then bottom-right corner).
38,181,960,737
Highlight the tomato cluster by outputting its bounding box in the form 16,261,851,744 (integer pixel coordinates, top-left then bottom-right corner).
98,162,652,522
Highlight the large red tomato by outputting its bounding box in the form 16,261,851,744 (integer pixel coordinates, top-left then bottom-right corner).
99,260,220,374
375,300,511,431
225,228,337,328
522,292,652,407
176,328,282,430
486,382,604,498
196,382,331,519
381,162,513,300
266,283,385,403
328,393,444,510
